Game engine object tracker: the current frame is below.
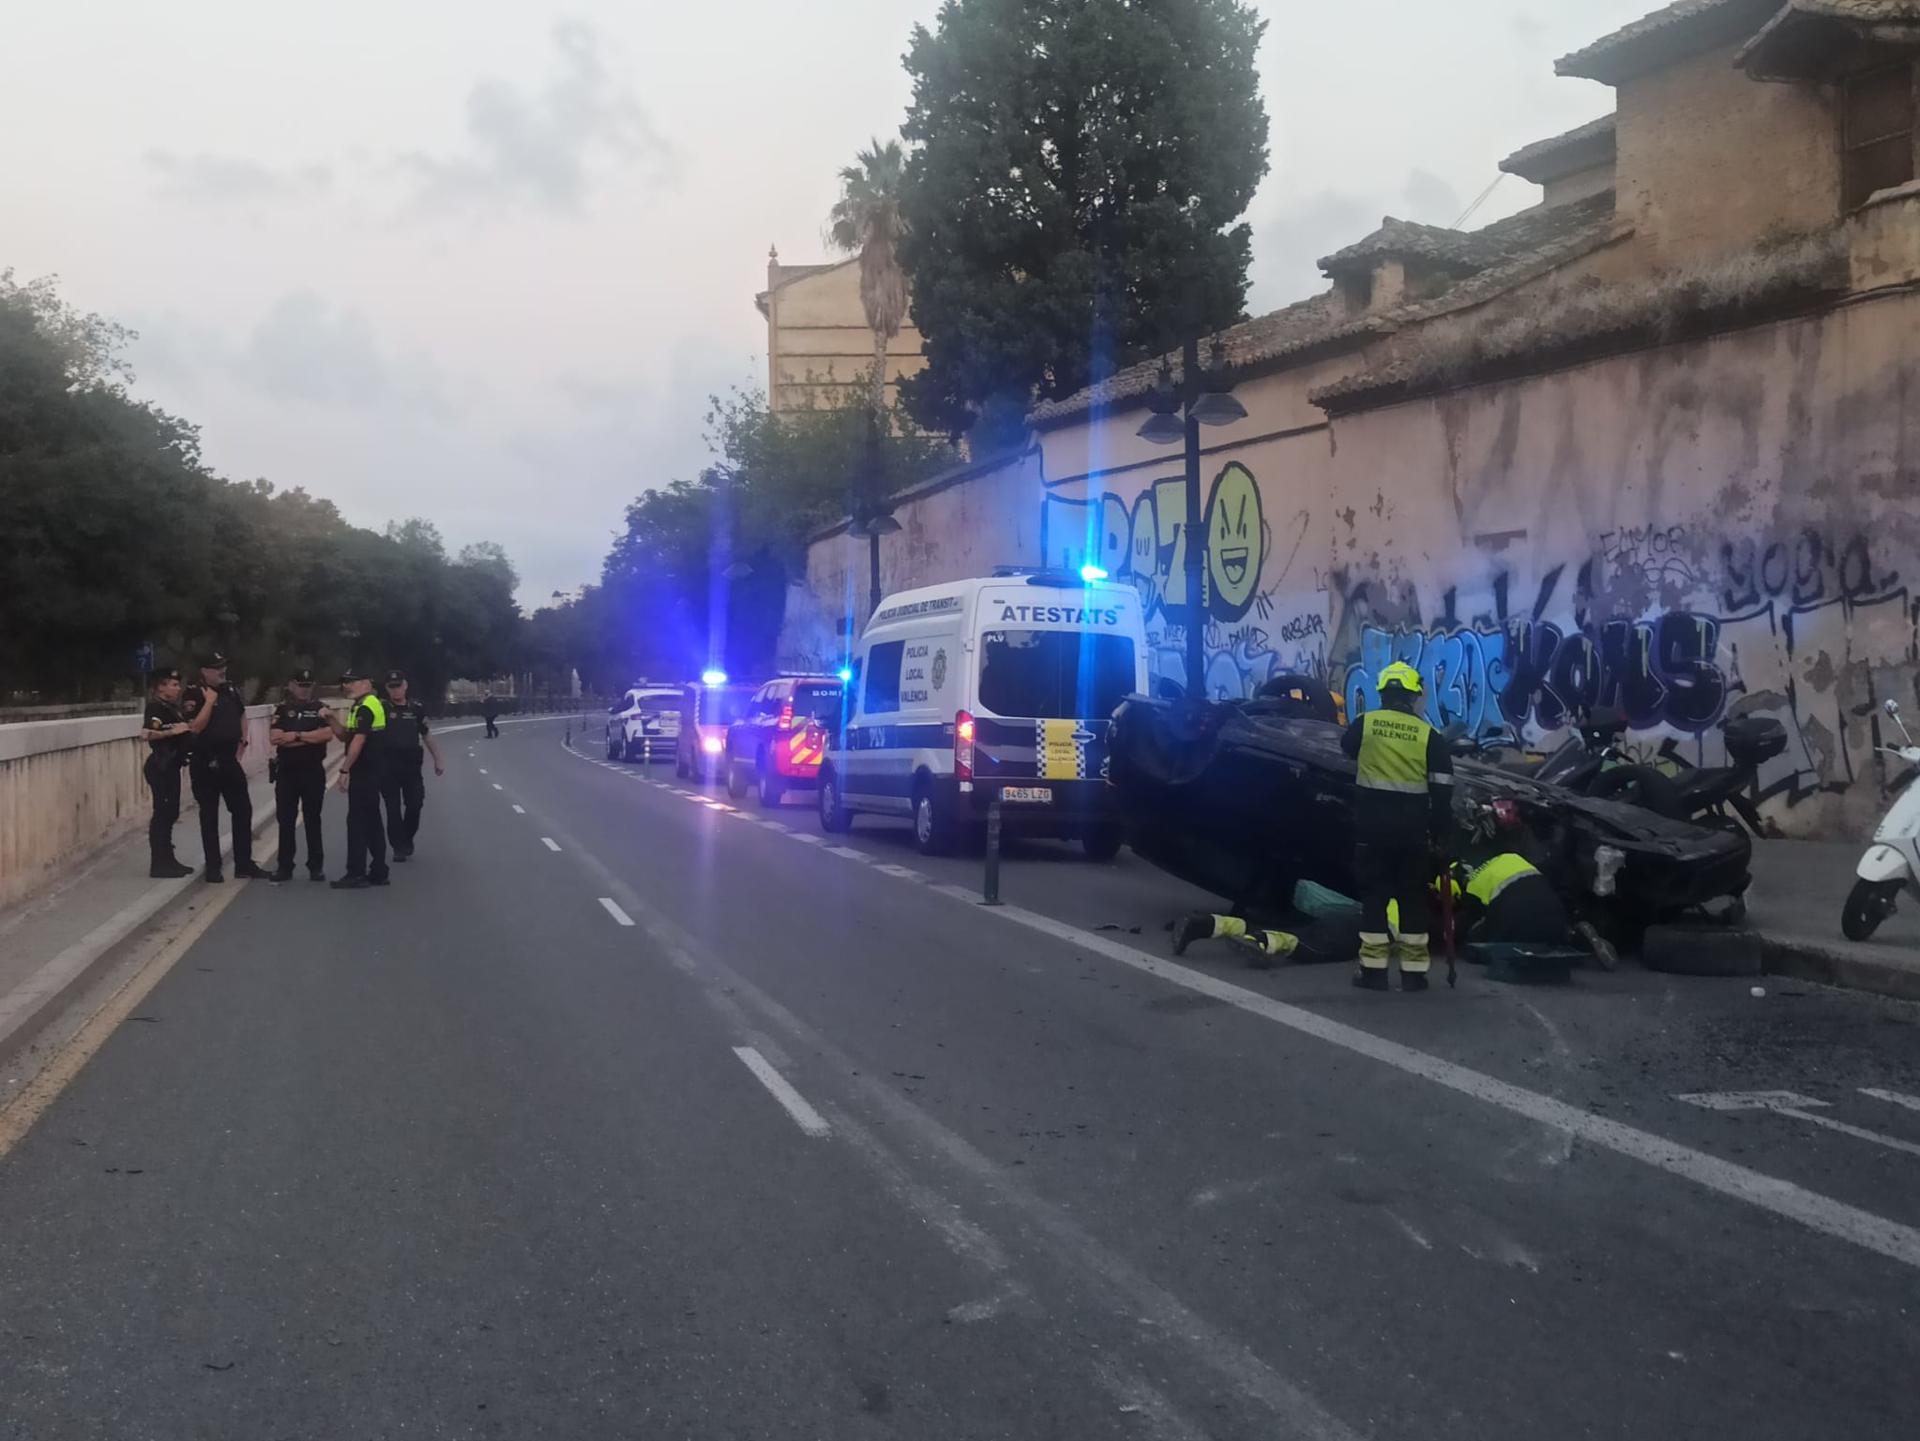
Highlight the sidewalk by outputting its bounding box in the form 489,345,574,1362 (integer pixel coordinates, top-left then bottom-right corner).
0,767,286,1067
1744,839,1920,1002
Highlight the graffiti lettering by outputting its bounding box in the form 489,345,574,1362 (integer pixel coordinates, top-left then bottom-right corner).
1279,611,1326,644
1720,528,1899,611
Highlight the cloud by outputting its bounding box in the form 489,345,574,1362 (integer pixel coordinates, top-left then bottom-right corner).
400,20,674,217
238,292,455,417
1246,189,1376,311
1402,168,1464,225
145,150,332,204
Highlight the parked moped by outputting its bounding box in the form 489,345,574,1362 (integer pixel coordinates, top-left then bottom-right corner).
1841,698,1920,943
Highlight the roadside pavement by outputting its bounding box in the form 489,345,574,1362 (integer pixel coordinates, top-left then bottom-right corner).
1746,839,1920,1001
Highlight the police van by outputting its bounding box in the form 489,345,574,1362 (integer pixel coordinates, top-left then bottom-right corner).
817,570,1149,857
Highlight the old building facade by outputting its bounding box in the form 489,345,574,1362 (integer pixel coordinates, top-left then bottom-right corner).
756,249,926,416
781,0,1920,838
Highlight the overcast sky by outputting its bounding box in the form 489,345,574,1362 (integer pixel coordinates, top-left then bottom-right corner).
3,1,1656,607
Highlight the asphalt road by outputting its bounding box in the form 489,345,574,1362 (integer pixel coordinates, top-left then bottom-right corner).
3,716,1919,1440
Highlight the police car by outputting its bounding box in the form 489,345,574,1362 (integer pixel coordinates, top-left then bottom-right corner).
604,684,683,762
817,570,1149,857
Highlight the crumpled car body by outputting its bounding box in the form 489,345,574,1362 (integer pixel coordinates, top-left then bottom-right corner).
1107,697,1751,926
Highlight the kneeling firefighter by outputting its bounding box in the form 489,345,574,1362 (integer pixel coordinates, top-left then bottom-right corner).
1455,852,1570,948
1340,662,1453,992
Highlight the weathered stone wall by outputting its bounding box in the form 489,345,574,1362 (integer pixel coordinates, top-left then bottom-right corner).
1614,41,1841,266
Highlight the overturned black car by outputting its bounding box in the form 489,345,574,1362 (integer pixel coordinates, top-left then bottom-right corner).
1107,695,1752,936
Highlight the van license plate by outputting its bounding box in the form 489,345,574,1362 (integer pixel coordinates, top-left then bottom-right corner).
1000,786,1052,804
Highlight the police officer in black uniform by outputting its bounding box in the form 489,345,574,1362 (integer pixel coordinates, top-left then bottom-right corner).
268,667,332,882
141,667,196,878
181,653,267,882
329,669,391,889
379,670,443,860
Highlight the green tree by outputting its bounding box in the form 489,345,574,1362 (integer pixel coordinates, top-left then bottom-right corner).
828,139,911,419
898,0,1271,438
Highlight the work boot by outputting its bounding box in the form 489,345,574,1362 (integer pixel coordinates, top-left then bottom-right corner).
1351,968,1390,992
330,874,370,890
392,850,410,864
204,868,225,884
308,868,327,883
1402,972,1430,992
233,861,269,880
368,871,391,886
150,858,194,879
1172,913,1217,956
271,867,295,883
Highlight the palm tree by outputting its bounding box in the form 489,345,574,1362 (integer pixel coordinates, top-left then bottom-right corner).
828,139,909,420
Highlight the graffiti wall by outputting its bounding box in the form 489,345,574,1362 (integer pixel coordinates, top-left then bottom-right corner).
1040,458,1333,701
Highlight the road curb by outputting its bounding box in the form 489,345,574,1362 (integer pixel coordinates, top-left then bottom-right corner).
1760,934,1920,1003
0,759,336,1071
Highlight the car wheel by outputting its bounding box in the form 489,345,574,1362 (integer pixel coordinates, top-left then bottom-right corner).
819,767,851,834
758,763,785,809
1081,827,1125,862
726,758,747,799
1842,877,1902,942
1640,921,1763,977
913,780,955,857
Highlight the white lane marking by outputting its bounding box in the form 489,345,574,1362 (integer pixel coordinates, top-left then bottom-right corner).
732,1046,831,1138
757,819,790,832
1863,1087,1920,1114
789,833,824,846
512,804,526,814
974,907,1920,1270
492,783,503,791
1680,1091,1920,1160
873,863,928,882
705,801,733,812
541,837,562,852
597,898,634,927
478,768,488,775
826,846,869,861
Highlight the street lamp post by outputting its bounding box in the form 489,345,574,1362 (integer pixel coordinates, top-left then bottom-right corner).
1137,335,1248,700
849,406,901,622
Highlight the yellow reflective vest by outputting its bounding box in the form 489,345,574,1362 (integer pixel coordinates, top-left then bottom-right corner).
1467,853,1539,907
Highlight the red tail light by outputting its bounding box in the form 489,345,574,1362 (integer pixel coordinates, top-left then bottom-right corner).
777,702,794,731
955,710,976,781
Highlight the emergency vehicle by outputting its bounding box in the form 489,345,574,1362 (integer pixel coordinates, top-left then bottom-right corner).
818,570,1149,857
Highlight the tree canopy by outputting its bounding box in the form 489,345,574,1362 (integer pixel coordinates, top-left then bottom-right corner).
0,272,522,704
897,0,1271,439
595,387,954,682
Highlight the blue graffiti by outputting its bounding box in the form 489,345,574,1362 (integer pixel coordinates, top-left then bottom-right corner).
1347,611,1729,736
1346,625,1510,734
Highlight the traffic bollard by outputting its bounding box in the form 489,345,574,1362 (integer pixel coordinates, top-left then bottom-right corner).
981,796,1004,907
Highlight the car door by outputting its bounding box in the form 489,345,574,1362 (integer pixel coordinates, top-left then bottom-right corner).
849,640,907,808
730,684,770,769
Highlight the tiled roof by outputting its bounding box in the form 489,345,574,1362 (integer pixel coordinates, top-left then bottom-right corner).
1318,218,1482,274
1739,0,1920,78
1028,193,1620,427
1556,0,1779,83
1499,115,1617,183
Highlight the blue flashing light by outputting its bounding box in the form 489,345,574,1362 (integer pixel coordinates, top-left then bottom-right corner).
1079,564,1110,583
836,667,854,683
701,668,729,687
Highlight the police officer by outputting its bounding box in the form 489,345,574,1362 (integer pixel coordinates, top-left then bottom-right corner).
141,667,196,878
329,670,390,889
181,653,267,882
1339,661,1453,991
378,670,443,861
268,667,332,882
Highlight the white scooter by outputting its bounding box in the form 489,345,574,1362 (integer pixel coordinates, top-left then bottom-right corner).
1842,699,1920,941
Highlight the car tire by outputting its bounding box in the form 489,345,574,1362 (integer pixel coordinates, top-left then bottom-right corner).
1081,827,1125,862
913,779,955,857
1842,877,1903,942
758,763,784,809
819,767,851,834
1640,921,1763,977
726,758,747,799
606,731,618,760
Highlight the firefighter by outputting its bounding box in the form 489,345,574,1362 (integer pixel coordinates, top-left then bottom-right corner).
1454,852,1570,947
1340,661,1453,992
1171,912,1358,970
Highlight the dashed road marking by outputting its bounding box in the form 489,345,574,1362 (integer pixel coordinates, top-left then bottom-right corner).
757,819,790,832
492,783,503,791
1863,1087,1920,1114
789,834,824,846
541,837,562,852
872,863,927,882
512,804,526,814
731,1046,830,1138
597,897,635,927
826,846,868,861
1681,1090,1920,1160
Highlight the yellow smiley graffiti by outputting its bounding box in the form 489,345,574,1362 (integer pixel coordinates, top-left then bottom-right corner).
1205,462,1266,620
